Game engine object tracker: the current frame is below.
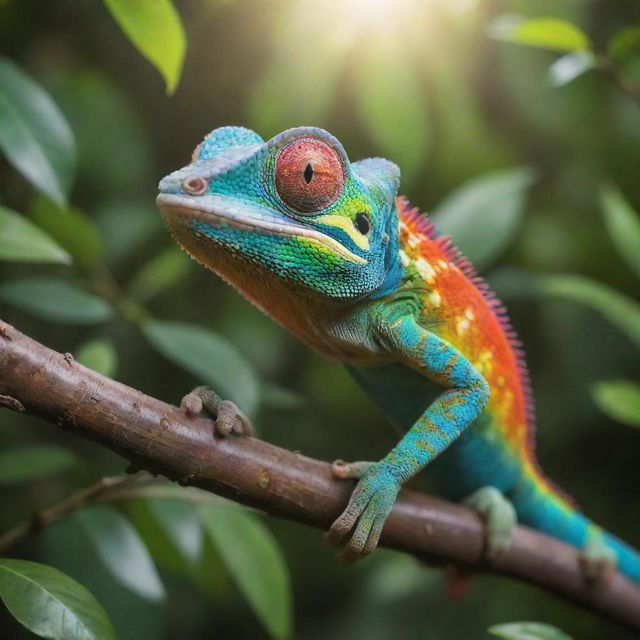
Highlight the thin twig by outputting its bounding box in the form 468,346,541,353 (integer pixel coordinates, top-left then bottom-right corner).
0,473,148,553
595,54,640,106
0,318,639,632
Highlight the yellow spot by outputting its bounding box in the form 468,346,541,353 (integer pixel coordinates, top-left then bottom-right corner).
399,250,410,267
497,376,506,387
456,317,470,335
438,259,449,269
415,257,437,282
501,389,514,412
427,291,441,307
407,234,421,249
465,308,475,321
476,349,494,375
315,214,369,251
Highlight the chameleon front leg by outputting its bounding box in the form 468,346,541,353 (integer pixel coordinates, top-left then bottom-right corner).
325,315,490,561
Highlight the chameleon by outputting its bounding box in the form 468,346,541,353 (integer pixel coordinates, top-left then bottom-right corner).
156,125,640,582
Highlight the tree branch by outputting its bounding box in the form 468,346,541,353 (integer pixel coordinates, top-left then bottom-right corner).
0,319,638,632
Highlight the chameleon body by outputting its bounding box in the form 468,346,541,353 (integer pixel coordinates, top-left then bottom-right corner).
157,126,640,581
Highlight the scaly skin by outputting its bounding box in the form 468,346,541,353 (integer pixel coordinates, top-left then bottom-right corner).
157,125,639,581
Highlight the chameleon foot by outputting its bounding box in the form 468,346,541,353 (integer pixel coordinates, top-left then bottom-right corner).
325,459,400,563
331,459,376,479
180,385,254,436
580,530,617,584
463,486,517,561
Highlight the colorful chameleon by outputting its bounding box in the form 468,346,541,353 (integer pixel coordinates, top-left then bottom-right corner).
157,125,640,583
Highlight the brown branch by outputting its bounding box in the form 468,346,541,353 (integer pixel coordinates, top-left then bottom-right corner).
0,319,639,632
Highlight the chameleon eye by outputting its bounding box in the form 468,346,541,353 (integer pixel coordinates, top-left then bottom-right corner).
275,138,344,214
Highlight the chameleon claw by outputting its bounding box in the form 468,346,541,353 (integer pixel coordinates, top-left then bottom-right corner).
325,461,399,562
216,399,254,436
181,385,214,416
180,385,254,437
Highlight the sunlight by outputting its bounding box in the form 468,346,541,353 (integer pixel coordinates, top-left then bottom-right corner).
336,0,415,34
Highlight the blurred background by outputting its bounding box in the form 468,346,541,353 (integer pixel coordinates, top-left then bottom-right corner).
0,0,639,638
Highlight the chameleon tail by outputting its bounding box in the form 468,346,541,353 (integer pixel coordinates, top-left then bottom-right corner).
510,473,640,584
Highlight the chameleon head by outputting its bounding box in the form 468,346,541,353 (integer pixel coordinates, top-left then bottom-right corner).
156,126,401,303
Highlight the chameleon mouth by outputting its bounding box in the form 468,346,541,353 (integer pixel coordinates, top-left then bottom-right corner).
156,193,367,265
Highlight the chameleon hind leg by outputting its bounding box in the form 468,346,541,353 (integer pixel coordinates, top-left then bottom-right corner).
463,486,517,560
181,386,254,436
581,527,617,583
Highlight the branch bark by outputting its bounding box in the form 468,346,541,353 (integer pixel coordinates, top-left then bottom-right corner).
0,318,639,631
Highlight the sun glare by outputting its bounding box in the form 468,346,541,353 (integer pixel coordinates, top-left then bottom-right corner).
305,0,421,44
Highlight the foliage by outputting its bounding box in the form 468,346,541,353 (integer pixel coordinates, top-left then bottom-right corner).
199,505,292,640
592,381,640,429
431,167,534,270
102,0,186,94
0,446,77,486
489,621,573,640
0,559,117,640
0,205,70,264
0,1,639,639
0,58,75,205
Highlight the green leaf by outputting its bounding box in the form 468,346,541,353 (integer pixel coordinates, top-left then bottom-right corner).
431,167,535,270
146,499,203,564
261,383,305,411
143,320,260,416
95,202,161,263
363,554,439,603
0,58,75,205
542,275,640,349
489,16,591,53
608,27,640,62
549,51,594,87
51,72,154,200
354,41,429,185
600,184,640,280
0,558,117,640
0,278,113,325
128,247,191,301
199,505,292,640
0,445,77,486
76,339,118,378
0,205,70,264
42,517,164,640
77,506,165,603
592,380,640,428
489,621,573,640
30,197,104,273
108,482,226,506
102,0,186,94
